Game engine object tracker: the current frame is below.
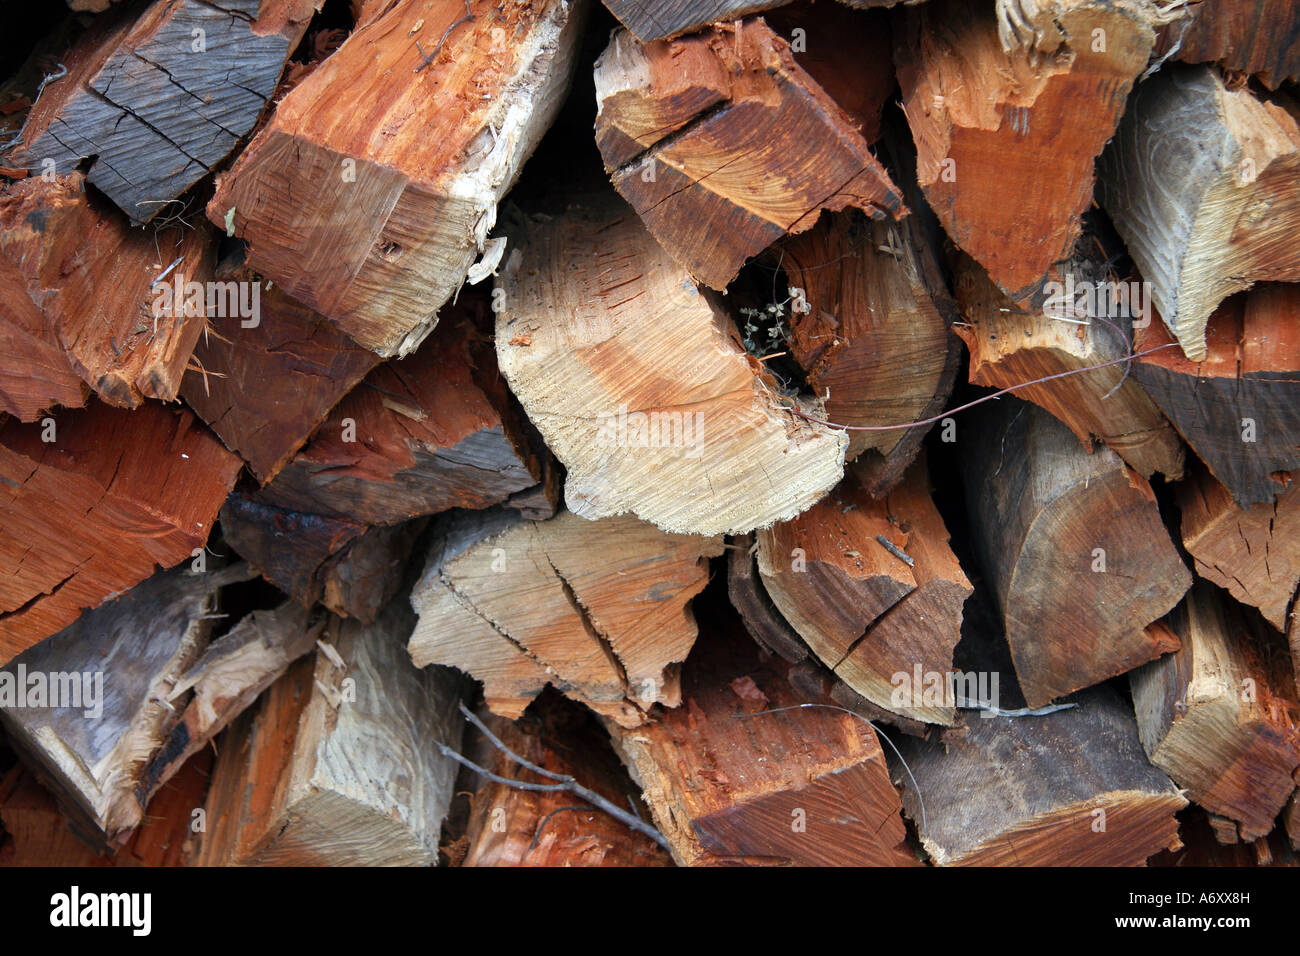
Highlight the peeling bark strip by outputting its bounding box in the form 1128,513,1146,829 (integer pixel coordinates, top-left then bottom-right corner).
11,0,320,223
496,193,846,536
409,507,723,726
1099,65,1300,361
208,0,587,358
895,0,1157,306
1155,0,1300,90
894,686,1187,866
600,0,913,42
0,172,214,415
0,401,243,663
593,18,903,290
963,399,1191,709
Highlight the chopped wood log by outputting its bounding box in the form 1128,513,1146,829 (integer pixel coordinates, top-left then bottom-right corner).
952,252,1185,480
256,314,542,524
1133,285,1299,507
208,0,588,357
726,533,808,665
893,686,1187,865
757,456,972,725
11,0,319,222
181,275,381,484
963,398,1191,708
457,698,671,866
495,192,847,536
599,0,909,42
1098,65,1300,361
410,507,723,726
0,172,215,414
1156,0,1300,90
1130,582,1300,842
895,0,1159,305
0,563,255,845
605,627,919,866
777,208,960,488
592,18,903,290
1178,462,1300,632
194,603,464,866
0,401,243,662
1288,792,1300,852
219,490,427,624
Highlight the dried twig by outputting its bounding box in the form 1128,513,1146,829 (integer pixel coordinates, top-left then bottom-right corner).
414,0,473,73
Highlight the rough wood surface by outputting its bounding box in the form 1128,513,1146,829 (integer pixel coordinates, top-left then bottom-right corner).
1132,285,1300,507
606,628,919,866
1099,65,1300,361
0,172,215,413
600,0,912,42
11,0,319,222
1130,582,1300,842
593,18,903,290
727,533,808,664
963,398,1191,708
953,252,1184,480
209,0,587,357
758,456,971,724
1156,0,1300,90
495,192,846,536
410,507,723,726
1179,463,1299,632
894,686,1187,865
196,602,464,866
895,0,1157,305
0,401,243,662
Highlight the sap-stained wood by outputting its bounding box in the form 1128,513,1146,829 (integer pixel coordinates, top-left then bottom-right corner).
758,456,971,725
410,508,723,726
12,0,320,222
895,0,1157,306
196,604,463,866
1130,583,1300,842
606,629,918,866
1157,0,1300,90
0,401,242,662
1099,65,1300,361
495,193,847,536
257,317,540,525
894,686,1187,865
963,399,1190,708
1132,286,1299,507
593,19,902,290
953,253,1184,480
1179,464,1299,632
0,172,214,414
209,0,587,357
600,0,911,42
0,564,254,845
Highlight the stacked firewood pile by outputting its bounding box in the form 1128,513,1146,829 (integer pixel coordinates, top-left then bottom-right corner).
0,0,1298,868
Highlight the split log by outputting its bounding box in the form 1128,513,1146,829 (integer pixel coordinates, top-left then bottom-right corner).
605,627,919,866
0,563,256,845
209,0,588,357
10,0,319,222
457,698,671,866
1133,285,1299,507
599,0,910,42
0,401,243,662
1156,0,1300,90
952,252,1185,480
195,602,464,866
963,398,1191,707
893,686,1187,865
409,508,723,726
1178,463,1300,632
1130,582,1300,842
757,456,972,725
592,18,903,290
895,0,1159,305
726,533,808,665
256,313,542,525
0,172,214,414
495,192,847,536
1098,65,1300,361
219,490,427,624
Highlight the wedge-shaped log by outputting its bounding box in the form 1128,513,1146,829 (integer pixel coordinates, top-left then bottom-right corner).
1156,0,1300,90
963,398,1190,707
601,0,911,43
1099,65,1300,361
209,0,587,357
